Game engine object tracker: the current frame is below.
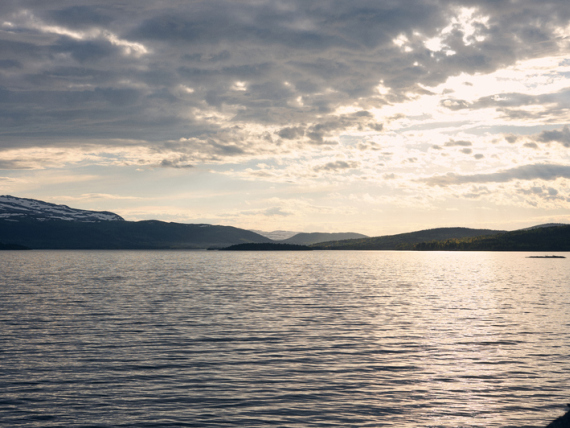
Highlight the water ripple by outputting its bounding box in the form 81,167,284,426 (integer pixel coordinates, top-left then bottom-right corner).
1,250,569,427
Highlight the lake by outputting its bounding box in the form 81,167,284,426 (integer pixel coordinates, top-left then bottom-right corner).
1,250,569,427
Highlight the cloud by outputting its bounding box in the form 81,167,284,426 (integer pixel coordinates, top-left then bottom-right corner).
2,0,570,229
1,0,568,155
159,156,194,169
313,160,360,172
537,125,570,147
47,6,113,28
516,185,564,202
277,126,305,140
264,207,292,217
423,163,570,186
444,140,472,147
0,159,33,170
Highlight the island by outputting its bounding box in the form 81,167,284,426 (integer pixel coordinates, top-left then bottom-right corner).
219,243,313,251
527,255,566,258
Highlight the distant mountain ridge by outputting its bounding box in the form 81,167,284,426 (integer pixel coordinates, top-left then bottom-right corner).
280,232,368,245
0,195,124,222
519,223,568,230
314,227,505,250
408,225,570,251
250,230,298,240
1,196,568,251
313,225,570,252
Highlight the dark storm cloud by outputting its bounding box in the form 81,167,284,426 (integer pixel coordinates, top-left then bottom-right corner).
424,163,570,186
1,0,570,157
52,38,117,63
48,5,113,28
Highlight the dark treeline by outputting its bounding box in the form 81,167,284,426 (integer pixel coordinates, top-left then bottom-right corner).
220,243,313,251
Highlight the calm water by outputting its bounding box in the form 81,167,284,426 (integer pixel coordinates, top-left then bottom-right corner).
1,250,569,427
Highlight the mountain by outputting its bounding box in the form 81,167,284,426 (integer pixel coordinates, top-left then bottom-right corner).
519,223,568,230
281,232,368,245
313,227,505,250
0,195,124,222
0,219,273,249
409,225,570,251
4,195,568,251
313,225,570,252
0,196,271,249
250,229,299,240
0,241,30,250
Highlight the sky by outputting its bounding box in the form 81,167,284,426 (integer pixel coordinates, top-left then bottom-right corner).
1,0,570,235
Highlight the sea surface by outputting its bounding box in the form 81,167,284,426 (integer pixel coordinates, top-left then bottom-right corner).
1,250,569,428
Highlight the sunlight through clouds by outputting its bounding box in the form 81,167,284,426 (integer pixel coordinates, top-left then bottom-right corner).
1,0,570,233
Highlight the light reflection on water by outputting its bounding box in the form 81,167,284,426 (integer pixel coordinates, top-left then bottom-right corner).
1,250,569,427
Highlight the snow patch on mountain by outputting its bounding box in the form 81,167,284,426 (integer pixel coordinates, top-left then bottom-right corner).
0,195,124,222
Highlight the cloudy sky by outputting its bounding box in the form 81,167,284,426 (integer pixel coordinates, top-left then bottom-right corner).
1,0,570,235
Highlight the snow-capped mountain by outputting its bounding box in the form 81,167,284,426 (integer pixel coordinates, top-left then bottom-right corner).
0,195,124,222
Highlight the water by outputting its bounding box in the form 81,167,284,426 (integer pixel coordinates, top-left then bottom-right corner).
1,250,569,427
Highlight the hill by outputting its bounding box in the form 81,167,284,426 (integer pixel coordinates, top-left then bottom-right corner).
0,219,273,250
409,225,570,251
280,232,367,245
313,227,504,250
0,196,272,249
0,219,272,249
519,223,568,230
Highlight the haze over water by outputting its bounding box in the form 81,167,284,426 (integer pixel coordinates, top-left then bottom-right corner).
1,250,569,427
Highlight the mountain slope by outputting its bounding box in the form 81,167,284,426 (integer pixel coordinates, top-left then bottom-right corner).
313,227,504,250
0,241,30,250
281,232,368,245
0,195,124,222
0,196,272,249
0,218,272,249
250,230,298,240
410,225,570,251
